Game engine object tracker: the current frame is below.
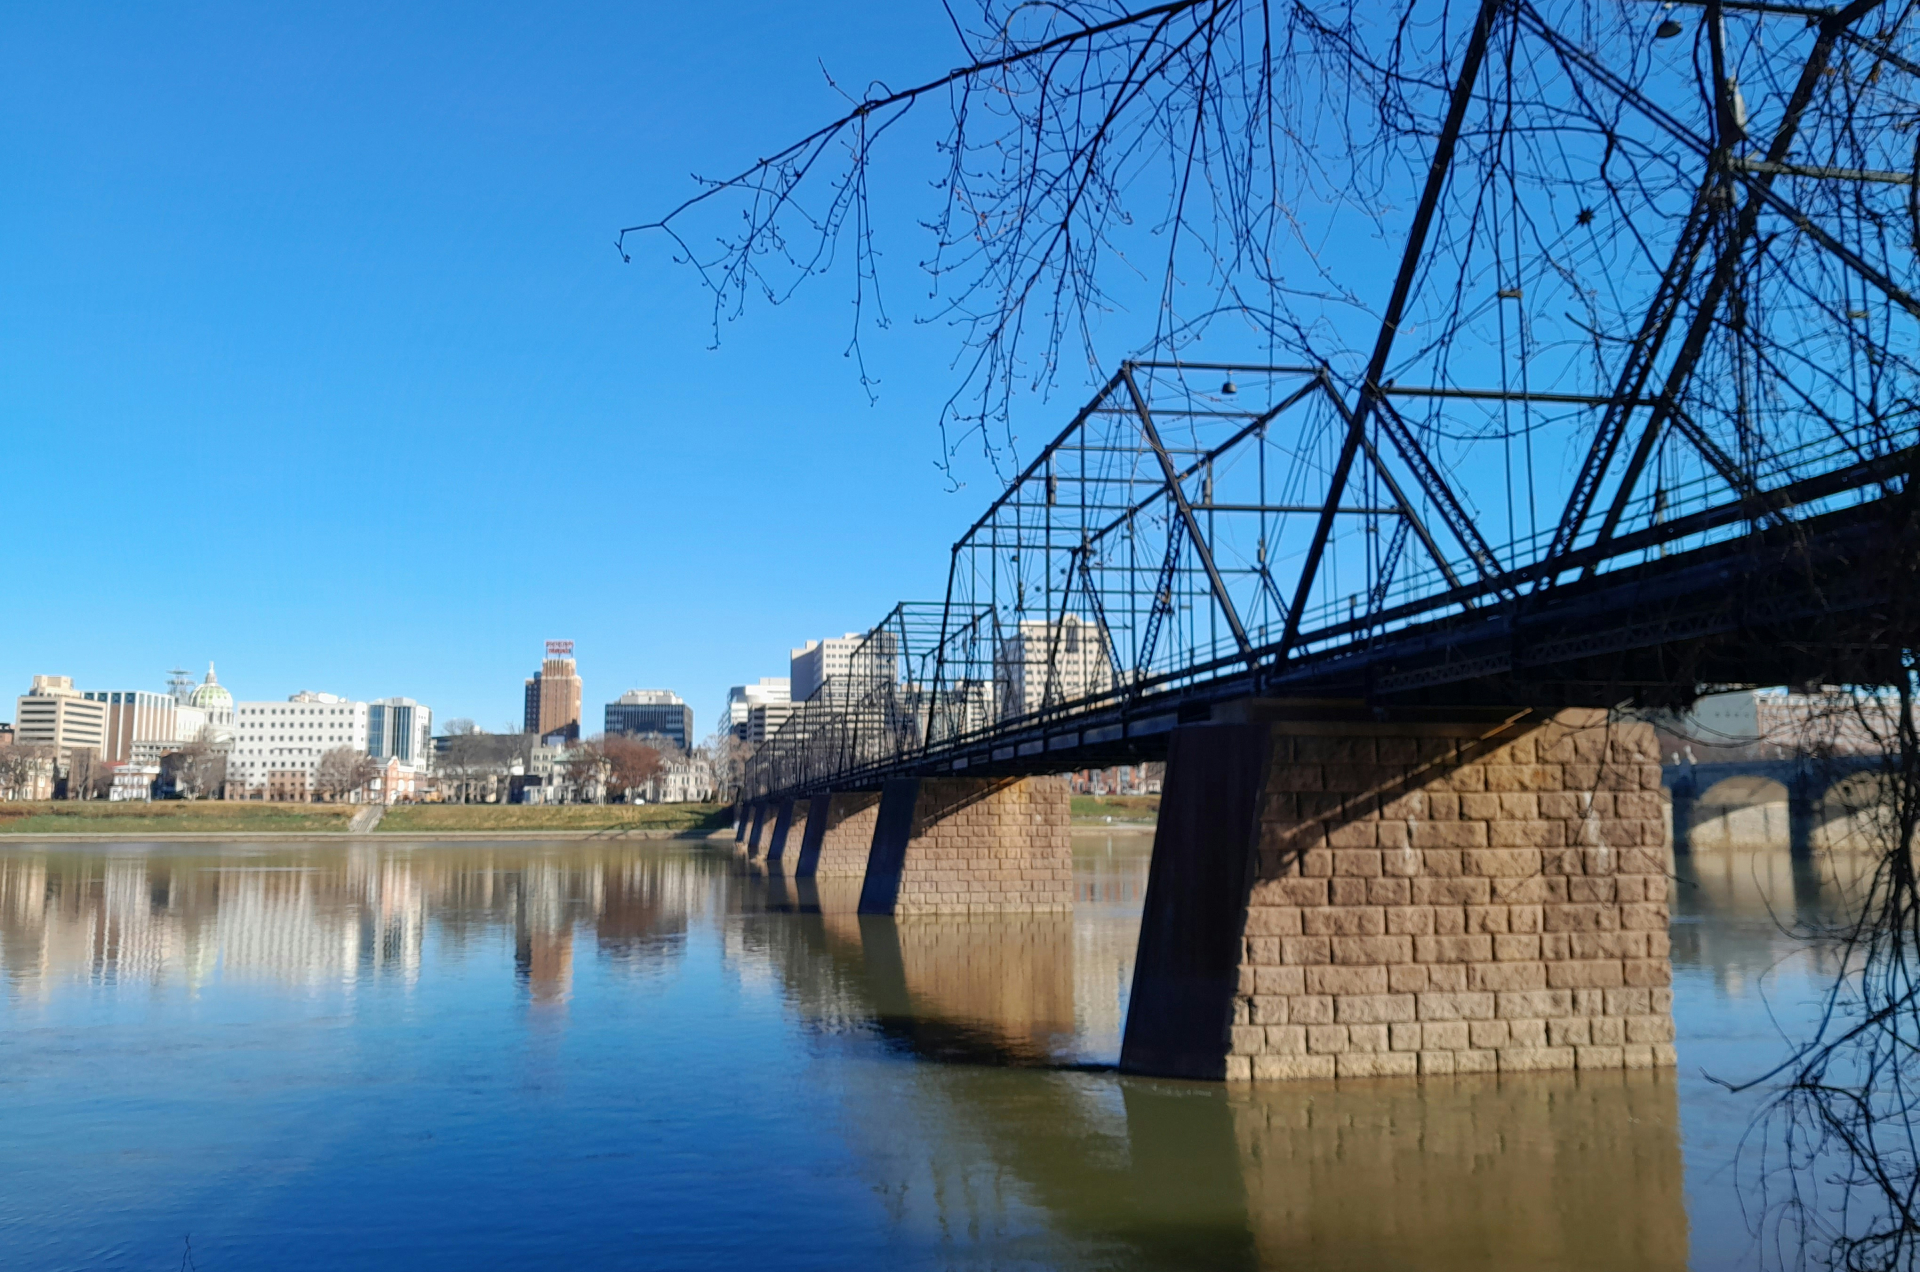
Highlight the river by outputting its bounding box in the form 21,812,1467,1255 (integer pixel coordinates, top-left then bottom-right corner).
0,833,1863,1269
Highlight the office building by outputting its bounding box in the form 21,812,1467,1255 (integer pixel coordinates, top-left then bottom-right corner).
16,676,109,757
606,690,694,751
744,700,795,744
726,678,790,740
993,615,1116,720
368,698,434,766
524,640,582,741
85,689,178,763
229,691,370,798
791,635,866,703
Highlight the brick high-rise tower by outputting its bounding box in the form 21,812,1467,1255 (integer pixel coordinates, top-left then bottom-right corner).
523,641,582,741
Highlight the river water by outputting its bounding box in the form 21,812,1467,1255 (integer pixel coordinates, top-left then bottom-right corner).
0,833,1858,1269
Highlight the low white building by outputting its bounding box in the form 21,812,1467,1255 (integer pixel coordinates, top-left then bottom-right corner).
229,692,370,799
648,754,716,804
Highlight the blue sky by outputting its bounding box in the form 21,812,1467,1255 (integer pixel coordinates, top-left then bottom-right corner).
0,1,1037,734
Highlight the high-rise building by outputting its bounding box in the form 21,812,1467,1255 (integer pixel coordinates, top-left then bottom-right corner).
523,641,582,741
993,615,1116,720
15,676,109,757
725,678,790,740
368,698,434,766
605,690,693,751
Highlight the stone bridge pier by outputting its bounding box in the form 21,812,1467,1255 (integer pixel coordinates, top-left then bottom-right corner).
855,776,1072,916
794,792,883,878
744,801,771,858
763,796,811,871
1122,706,1676,1081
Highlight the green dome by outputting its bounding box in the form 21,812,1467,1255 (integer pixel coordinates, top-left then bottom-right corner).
188,663,232,711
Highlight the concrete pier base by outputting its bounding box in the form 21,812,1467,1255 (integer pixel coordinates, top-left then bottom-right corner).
795,791,883,878
1122,707,1675,1081
746,802,770,858
858,776,1071,916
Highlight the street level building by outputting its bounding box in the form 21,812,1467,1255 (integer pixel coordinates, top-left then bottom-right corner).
605,690,693,751
524,641,582,742
16,676,109,758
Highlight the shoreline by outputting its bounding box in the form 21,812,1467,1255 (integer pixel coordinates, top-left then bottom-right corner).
0,821,1158,843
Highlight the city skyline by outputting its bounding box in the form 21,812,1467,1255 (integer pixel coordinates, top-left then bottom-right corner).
0,1,1060,741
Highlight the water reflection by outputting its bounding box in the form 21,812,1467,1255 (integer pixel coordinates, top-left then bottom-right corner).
0,844,722,999
0,833,1839,1269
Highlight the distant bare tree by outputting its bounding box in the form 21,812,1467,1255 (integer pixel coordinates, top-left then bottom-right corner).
436,730,529,804
315,748,381,803
564,737,612,805
162,739,227,801
0,745,56,801
603,734,665,802
702,729,748,805
63,749,98,800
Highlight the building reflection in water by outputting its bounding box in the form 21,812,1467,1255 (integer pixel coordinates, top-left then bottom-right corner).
0,843,722,1002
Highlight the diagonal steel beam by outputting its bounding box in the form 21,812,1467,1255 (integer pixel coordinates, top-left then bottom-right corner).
1314,376,1469,595
1120,364,1254,663
1374,396,1514,593
1545,177,1718,568
1278,0,1507,661
1076,545,1130,690
1582,0,1887,560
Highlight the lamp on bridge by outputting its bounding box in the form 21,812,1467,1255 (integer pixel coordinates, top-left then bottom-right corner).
1221,377,1238,395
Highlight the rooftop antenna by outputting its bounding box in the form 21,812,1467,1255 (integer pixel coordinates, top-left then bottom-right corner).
166,667,193,703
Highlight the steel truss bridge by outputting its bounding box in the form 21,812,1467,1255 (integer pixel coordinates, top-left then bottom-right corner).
744,0,1920,802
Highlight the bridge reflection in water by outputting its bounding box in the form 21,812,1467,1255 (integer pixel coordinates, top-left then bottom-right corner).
733,837,1690,1271
0,834,1806,1268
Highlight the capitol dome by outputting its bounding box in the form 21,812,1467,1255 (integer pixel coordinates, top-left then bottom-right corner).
188,662,233,711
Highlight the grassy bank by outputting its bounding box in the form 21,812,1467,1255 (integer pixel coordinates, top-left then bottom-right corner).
0,801,358,834
1070,794,1159,824
377,803,730,834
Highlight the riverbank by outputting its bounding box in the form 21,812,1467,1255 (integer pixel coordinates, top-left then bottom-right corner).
0,797,1140,839
0,801,731,839
1070,794,1159,825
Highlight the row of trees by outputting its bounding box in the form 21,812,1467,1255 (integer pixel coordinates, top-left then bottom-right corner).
0,728,724,807
433,726,677,805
